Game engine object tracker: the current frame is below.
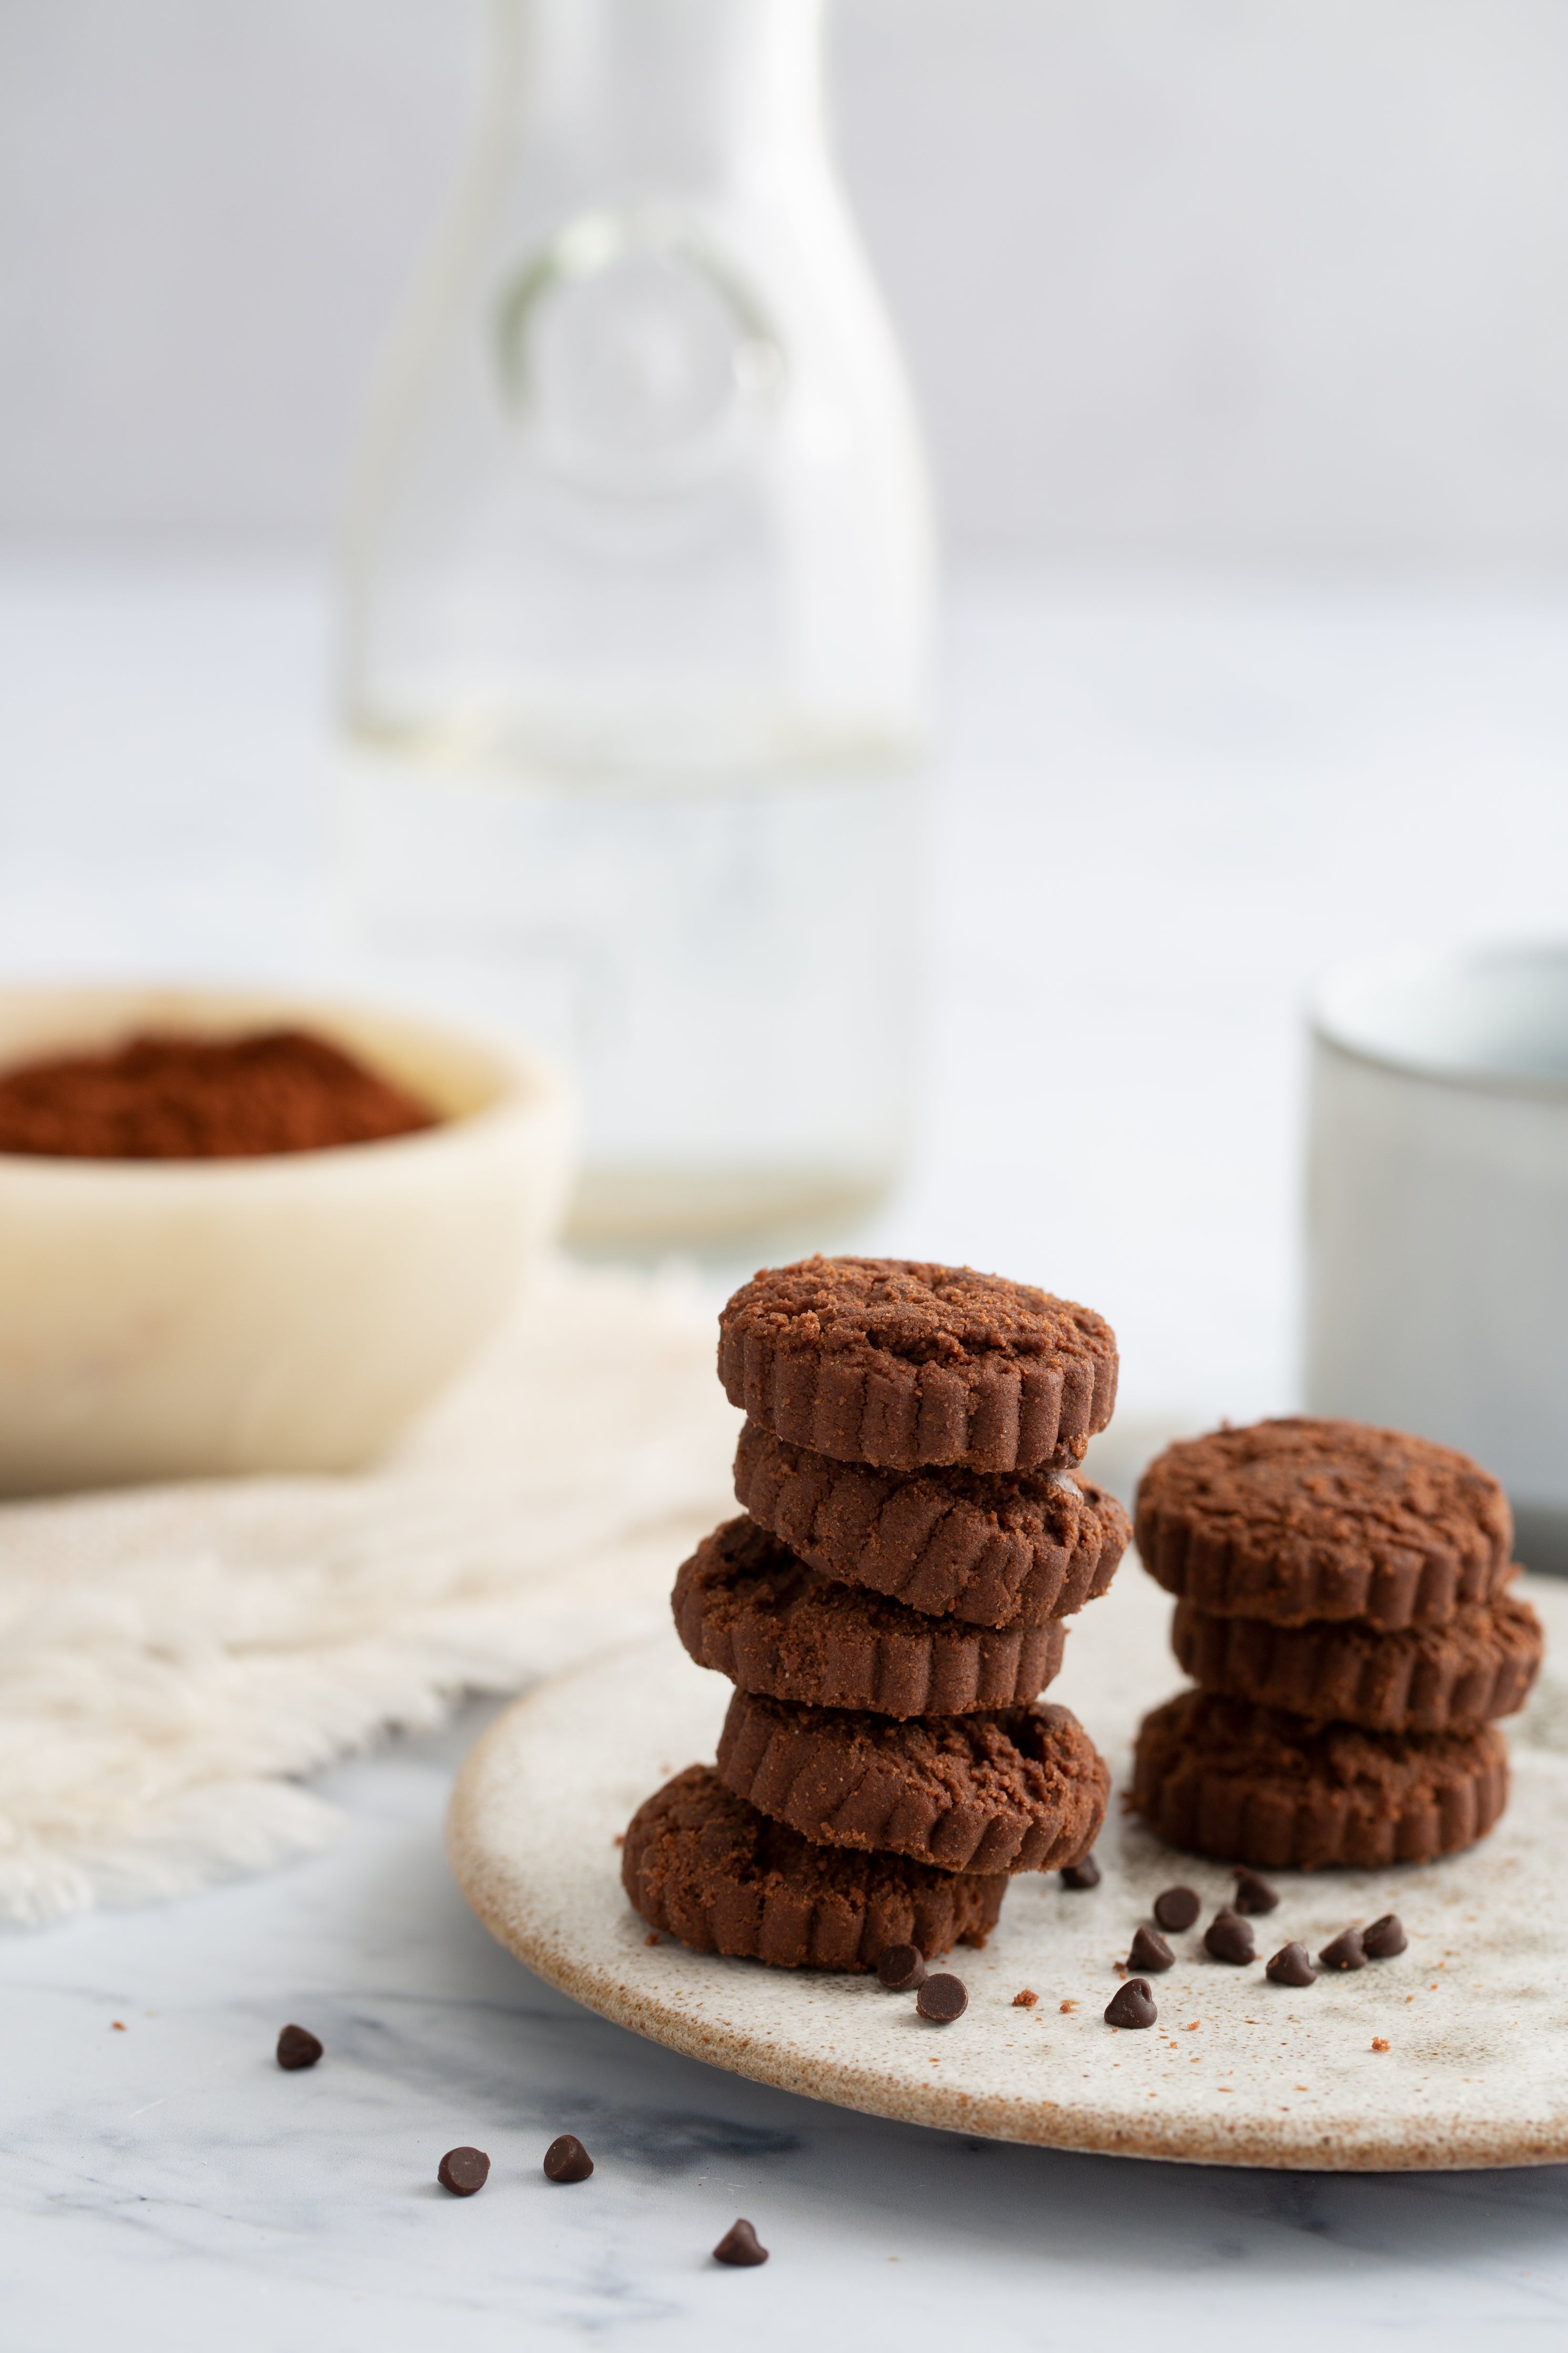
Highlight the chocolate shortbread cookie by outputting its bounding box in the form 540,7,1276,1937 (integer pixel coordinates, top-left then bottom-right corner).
716,1691,1109,1875
719,1257,1118,1473
735,1420,1129,1629
674,1516,1068,1717
621,1765,1006,1970
1171,1589,1543,1734
1136,1419,1513,1630
1130,1688,1509,1869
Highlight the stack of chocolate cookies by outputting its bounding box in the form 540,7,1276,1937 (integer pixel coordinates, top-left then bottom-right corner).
622,1257,1132,1970
1129,1419,1544,1870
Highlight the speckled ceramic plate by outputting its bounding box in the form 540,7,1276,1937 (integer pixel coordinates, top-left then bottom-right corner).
448,1564,1568,2170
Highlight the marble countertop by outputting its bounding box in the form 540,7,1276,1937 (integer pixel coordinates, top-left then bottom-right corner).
3,555,1567,2346
8,1704,1568,2353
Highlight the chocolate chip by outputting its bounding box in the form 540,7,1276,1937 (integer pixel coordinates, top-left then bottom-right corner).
1232,1868,1280,1914
437,2146,490,2196
1060,1854,1100,1889
276,2023,322,2071
1128,1925,1175,1974
1204,1909,1256,1965
876,1943,927,1992
1152,1885,1201,1932
1319,1927,1367,1972
1265,1942,1318,1987
915,1973,968,2023
1363,1913,1408,1960
713,2218,768,2266
1104,1978,1158,2028
542,2134,594,2183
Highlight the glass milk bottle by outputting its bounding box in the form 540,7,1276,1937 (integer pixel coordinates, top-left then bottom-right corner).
336,0,934,1249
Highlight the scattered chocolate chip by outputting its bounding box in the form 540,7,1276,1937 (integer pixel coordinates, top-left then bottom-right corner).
1232,1868,1280,1914
1128,1925,1175,1974
276,2023,323,2071
876,1943,927,1992
915,1973,968,2024
1060,1854,1100,1889
1265,1942,1319,1987
1153,1885,1201,1932
713,2218,768,2267
437,2146,490,2196
1319,1927,1367,1972
542,2134,594,2183
1204,1909,1256,1965
1363,1913,1408,1960
1012,1988,1039,2008
1105,1978,1158,2028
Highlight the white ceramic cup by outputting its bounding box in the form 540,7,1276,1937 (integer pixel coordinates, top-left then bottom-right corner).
1305,941,1568,1572
0,984,575,1493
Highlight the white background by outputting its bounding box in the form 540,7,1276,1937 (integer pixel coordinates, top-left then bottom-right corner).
0,1,1565,1420
2,0,1566,564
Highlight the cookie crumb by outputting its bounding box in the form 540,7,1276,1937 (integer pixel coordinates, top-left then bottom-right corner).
1012,1989,1038,2008
1059,1999,1078,2013
644,1932,661,1946
1371,2037,1390,2053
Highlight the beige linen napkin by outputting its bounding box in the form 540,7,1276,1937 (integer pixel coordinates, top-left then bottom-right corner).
0,1259,740,1927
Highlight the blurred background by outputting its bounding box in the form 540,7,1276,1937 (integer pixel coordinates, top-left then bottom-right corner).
6,0,1567,563
2,0,1566,1456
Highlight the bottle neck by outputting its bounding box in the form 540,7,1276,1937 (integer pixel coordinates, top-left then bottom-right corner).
490,0,828,183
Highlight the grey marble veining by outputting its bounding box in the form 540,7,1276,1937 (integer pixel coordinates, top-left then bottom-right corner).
5,1703,1567,2353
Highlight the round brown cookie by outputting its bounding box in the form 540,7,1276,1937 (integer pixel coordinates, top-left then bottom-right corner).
674,1516,1069,1717
621,1765,1006,1971
718,1256,1117,1473
1171,1588,1543,1734
734,1419,1130,1630
1129,1688,1509,1870
716,1690,1109,1875
1135,1419,1513,1630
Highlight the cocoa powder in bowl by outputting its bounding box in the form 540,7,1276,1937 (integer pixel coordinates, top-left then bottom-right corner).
0,1029,436,1160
